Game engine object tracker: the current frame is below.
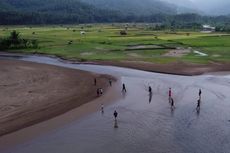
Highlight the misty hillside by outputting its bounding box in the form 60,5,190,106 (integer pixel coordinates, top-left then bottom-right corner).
80,0,177,15
0,0,181,15
162,0,200,14
0,0,123,24
0,0,229,25
0,0,103,13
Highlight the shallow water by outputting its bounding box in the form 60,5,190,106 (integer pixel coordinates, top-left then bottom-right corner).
1,54,230,153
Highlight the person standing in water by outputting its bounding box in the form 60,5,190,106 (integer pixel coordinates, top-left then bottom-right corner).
199,89,202,99
171,98,175,108
122,83,127,93
197,99,201,109
101,104,104,114
113,111,118,128
168,88,172,102
113,110,118,120
149,86,152,94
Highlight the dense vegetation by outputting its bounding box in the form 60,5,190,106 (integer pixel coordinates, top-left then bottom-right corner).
0,30,38,49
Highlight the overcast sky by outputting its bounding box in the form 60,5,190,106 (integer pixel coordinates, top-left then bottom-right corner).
177,0,230,15
193,0,230,14
190,0,230,7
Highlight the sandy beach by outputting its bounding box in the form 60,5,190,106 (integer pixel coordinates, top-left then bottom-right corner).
0,59,114,136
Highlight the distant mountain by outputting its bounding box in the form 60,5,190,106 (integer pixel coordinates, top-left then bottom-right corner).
0,0,229,25
0,0,122,24
80,0,177,15
0,0,101,13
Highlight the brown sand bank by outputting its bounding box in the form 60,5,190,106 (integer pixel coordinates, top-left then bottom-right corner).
0,59,114,136
96,61,230,76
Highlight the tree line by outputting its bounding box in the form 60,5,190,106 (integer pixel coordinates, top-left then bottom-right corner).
0,30,38,50
0,11,229,28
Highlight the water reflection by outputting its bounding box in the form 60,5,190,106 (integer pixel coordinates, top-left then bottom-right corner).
149,92,153,103
114,119,118,128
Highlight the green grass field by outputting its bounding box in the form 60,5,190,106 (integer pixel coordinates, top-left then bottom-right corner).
0,24,230,64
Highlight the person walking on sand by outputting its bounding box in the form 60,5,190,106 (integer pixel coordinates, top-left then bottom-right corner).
94,78,97,86
113,110,118,120
97,88,100,96
122,83,127,93
109,79,112,86
100,88,103,95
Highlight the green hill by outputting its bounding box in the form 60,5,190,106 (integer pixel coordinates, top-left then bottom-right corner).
80,0,176,15
0,0,121,24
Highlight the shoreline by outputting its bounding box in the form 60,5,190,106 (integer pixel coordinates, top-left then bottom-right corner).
0,59,119,138
95,61,230,76
0,77,121,151
1,51,230,76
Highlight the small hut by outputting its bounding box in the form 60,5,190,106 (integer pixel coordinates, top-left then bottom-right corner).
201,25,215,33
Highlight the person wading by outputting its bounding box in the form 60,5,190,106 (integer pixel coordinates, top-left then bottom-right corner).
113,110,118,120
101,104,104,114
171,98,175,109
149,86,152,94
122,83,127,93
199,89,202,99
197,99,201,109
168,88,172,103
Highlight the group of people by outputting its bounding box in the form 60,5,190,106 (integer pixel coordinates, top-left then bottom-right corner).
94,78,113,97
148,86,202,110
97,88,103,96
168,87,202,110
98,80,203,128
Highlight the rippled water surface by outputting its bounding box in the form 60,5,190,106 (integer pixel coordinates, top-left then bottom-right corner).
1,54,230,153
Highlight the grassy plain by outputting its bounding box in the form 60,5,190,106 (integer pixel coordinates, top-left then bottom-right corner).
0,24,230,64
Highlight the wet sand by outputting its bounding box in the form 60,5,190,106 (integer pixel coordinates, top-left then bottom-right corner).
97,60,230,76
0,59,114,137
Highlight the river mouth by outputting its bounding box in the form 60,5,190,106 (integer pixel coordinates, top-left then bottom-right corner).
0,53,230,153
